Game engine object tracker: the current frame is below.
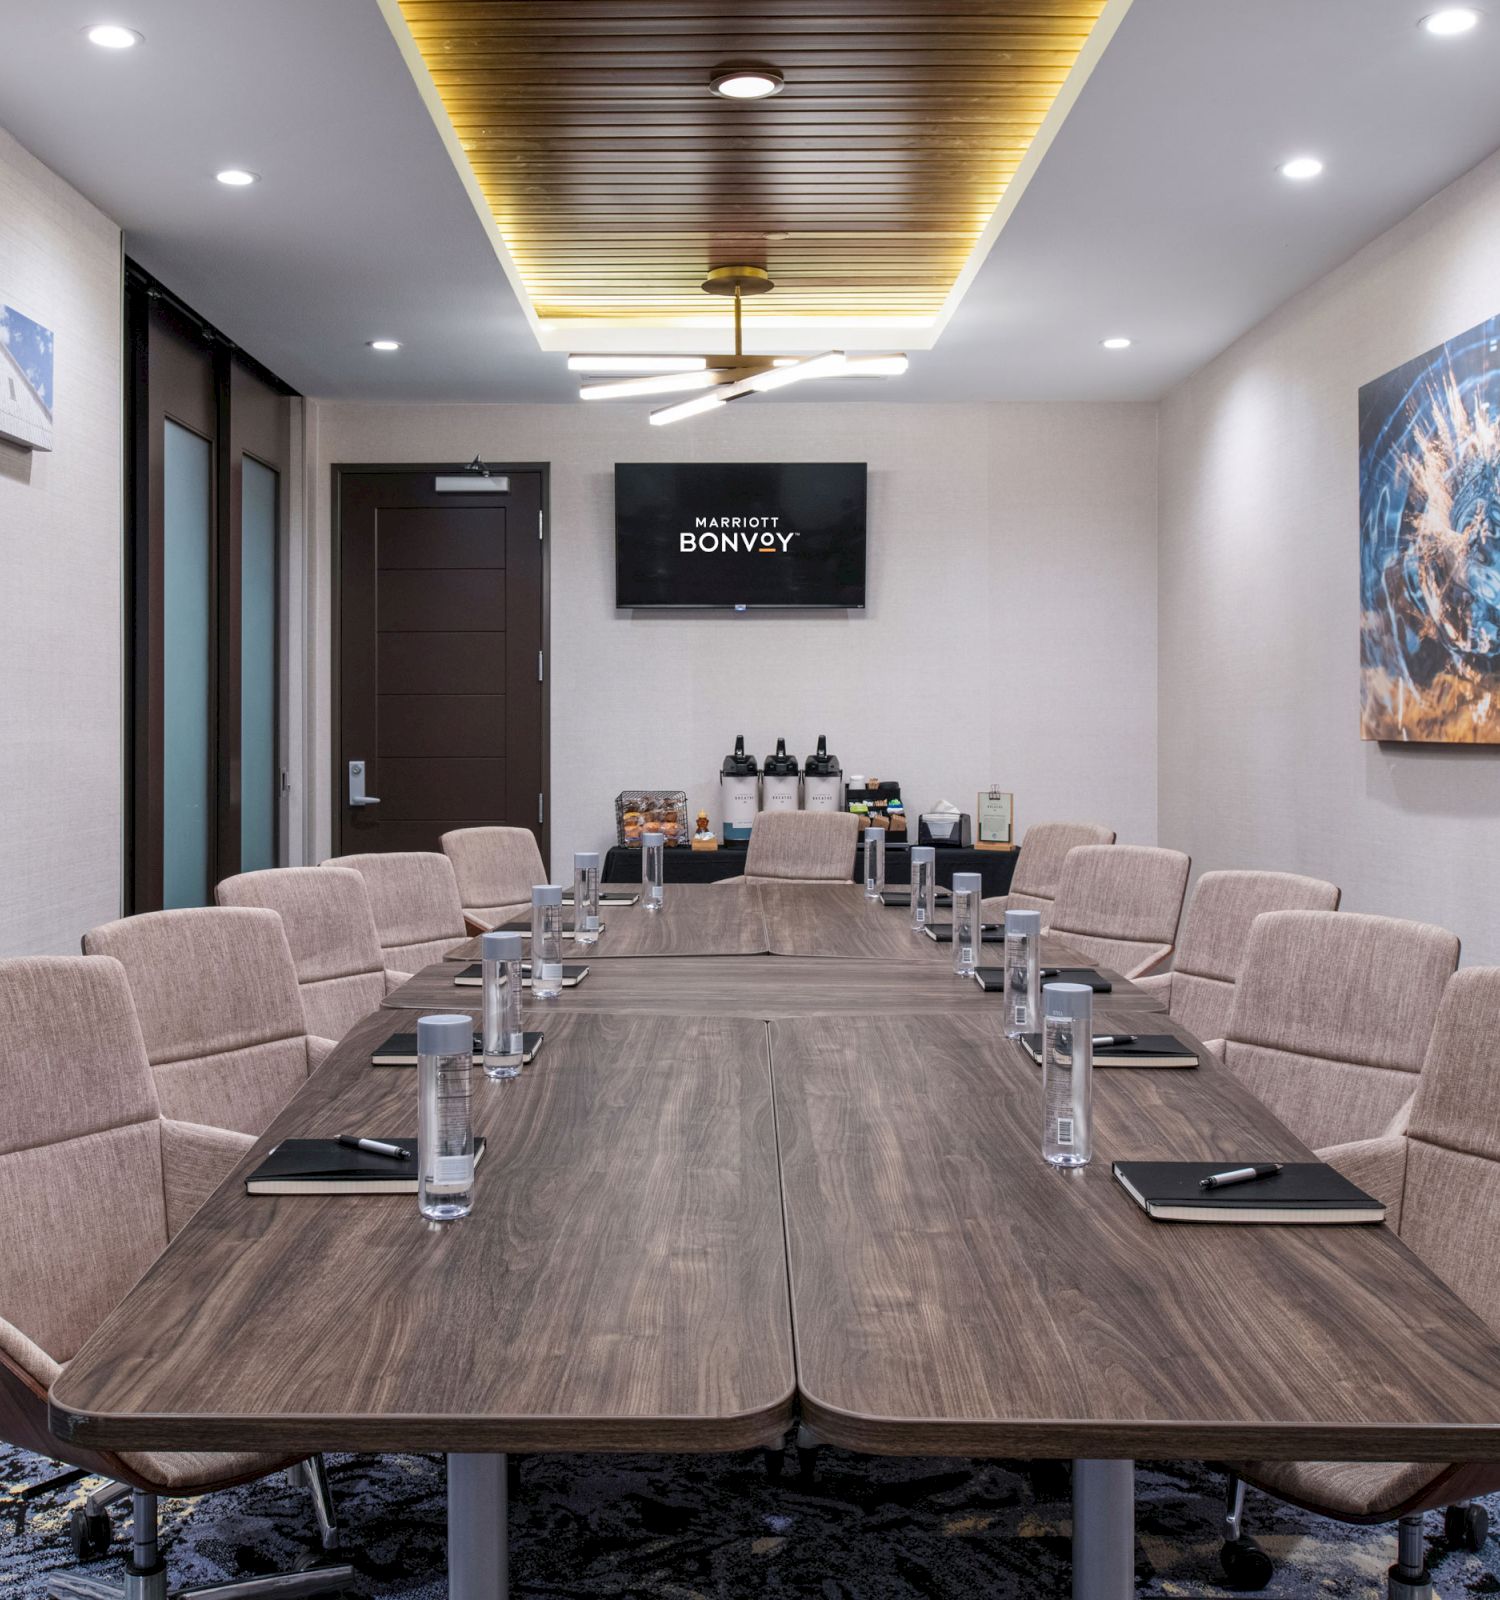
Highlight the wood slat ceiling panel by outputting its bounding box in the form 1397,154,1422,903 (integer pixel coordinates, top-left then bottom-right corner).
396,0,1109,327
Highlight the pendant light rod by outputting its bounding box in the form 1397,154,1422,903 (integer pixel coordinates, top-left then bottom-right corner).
734,283,743,359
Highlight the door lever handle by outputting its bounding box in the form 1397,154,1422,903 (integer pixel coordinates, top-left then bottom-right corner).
348,760,381,808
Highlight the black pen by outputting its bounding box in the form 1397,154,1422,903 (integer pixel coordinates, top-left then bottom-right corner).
338,1135,411,1161
1200,1162,1283,1190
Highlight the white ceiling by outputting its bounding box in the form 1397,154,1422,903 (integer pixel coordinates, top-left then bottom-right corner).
1,0,1498,405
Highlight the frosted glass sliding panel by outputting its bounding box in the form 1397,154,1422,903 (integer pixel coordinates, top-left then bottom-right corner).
162,420,212,909
241,457,278,870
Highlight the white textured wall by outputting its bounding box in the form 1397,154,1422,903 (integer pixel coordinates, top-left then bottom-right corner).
308,400,1159,872
0,127,121,955
1159,146,1500,963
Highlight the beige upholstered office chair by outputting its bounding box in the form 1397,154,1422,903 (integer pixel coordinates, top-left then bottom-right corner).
1134,870,1342,1041
741,810,861,883
981,820,1116,929
0,956,350,1600
82,908,334,1136
1214,910,1459,1152
441,825,547,931
1044,844,1190,979
322,850,468,972
1218,965,1500,1595
215,866,406,1041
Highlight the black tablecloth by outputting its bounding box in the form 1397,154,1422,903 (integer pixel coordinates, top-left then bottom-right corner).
603,842,1017,896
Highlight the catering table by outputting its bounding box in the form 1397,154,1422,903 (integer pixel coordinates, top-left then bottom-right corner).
603,839,1017,895
50,881,1500,1600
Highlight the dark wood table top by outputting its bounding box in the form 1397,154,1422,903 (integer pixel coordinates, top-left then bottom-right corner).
50,1008,795,1455
773,1011,1500,1462
382,953,1163,1018
751,880,1016,963
446,881,770,961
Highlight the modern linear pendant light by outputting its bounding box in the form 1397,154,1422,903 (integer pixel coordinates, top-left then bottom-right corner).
566,266,909,426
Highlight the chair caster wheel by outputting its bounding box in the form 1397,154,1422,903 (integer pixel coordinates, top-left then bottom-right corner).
1219,1534,1273,1590
1444,1501,1489,1552
762,1447,785,1481
69,1506,113,1561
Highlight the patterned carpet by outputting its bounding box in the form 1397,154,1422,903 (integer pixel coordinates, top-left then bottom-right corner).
2,1444,1496,1598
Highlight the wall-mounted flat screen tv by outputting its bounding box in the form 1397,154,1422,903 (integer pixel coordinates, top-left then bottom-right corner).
615,462,867,609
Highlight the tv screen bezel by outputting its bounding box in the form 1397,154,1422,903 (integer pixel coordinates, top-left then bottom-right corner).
613,460,868,611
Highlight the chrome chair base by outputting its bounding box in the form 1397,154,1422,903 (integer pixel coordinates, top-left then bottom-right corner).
44,1482,351,1600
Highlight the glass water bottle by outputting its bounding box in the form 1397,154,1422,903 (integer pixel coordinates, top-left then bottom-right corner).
863,827,886,900
572,850,602,945
642,832,665,912
418,1012,476,1222
951,871,983,978
1003,909,1043,1039
530,884,565,999
480,930,525,1079
910,846,936,931
1042,982,1094,1169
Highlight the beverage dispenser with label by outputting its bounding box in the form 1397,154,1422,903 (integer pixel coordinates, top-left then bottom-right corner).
762,739,801,811
720,735,760,843
802,735,842,812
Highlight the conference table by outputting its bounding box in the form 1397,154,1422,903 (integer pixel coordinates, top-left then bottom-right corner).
49,883,1500,1600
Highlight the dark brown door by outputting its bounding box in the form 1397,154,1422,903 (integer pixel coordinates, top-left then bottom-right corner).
334,466,547,858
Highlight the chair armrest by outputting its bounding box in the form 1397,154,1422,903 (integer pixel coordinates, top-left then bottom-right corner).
1200,1037,1227,1064
160,1119,256,1237
1382,1092,1416,1138
383,968,414,991
464,914,492,936
0,1312,60,1390
1315,1134,1409,1229
306,1035,338,1072
1124,943,1174,980
980,894,1010,922
1133,972,1171,998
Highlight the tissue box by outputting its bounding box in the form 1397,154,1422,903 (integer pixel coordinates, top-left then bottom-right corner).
918,812,972,847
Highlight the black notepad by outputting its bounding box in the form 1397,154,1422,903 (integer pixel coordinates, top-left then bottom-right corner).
876,889,951,908
1112,1162,1385,1225
562,891,638,906
245,1137,487,1196
921,923,1004,943
974,966,1113,994
491,920,599,939
454,962,588,988
371,1030,544,1067
1019,1032,1197,1068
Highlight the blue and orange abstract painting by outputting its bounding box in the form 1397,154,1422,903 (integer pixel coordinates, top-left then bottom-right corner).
1359,315,1500,742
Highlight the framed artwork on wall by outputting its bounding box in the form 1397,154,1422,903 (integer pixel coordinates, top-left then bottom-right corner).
1358,313,1499,743
0,302,54,452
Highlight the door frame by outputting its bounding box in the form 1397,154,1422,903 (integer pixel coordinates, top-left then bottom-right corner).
329,462,551,865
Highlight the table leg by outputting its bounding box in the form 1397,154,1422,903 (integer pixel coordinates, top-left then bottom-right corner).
1072,1458,1134,1600
447,1453,508,1600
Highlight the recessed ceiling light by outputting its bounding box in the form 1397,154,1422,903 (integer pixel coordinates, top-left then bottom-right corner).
709,66,785,100
215,168,259,187
85,23,141,48
368,339,401,352
1101,336,1132,350
1279,155,1324,181
1422,7,1481,33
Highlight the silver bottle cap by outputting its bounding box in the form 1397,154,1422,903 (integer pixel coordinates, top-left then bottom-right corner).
641,832,666,848
481,931,524,962
532,884,563,906
910,846,935,866
574,851,600,870
1005,909,1042,938
1042,981,1092,1023
951,872,982,897
863,827,884,844
417,1013,476,1056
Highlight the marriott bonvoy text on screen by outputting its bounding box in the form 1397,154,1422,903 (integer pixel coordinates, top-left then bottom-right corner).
679,517,802,554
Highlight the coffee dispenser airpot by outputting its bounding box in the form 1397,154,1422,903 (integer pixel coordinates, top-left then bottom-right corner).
720,735,760,842
761,739,801,811
802,735,842,811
